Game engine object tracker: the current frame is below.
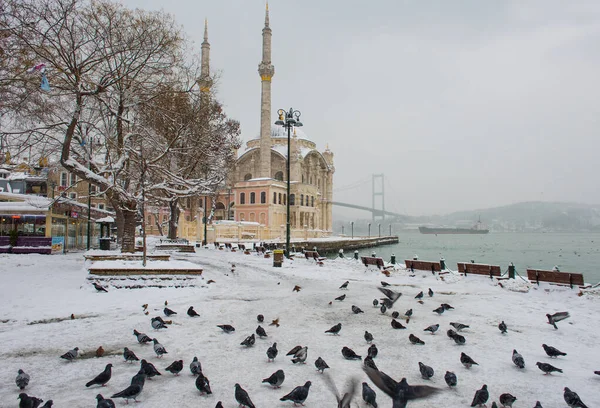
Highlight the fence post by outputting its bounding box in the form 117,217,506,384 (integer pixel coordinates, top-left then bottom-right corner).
354,250,359,260
390,253,396,264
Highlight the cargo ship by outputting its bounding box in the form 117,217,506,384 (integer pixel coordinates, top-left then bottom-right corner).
419,219,489,235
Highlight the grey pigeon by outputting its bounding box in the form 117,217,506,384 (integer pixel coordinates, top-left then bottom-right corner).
381,281,391,287
140,359,161,378
364,330,374,343
536,362,562,375
340,281,349,289
18,393,43,408
130,369,146,387
187,306,200,317
461,352,478,368
499,321,507,334
280,381,312,405
362,382,378,407
380,304,387,314
452,333,466,345
110,382,143,403
60,347,79,361
492,403,498,408
512,349,525,369
123,347,139,363
315,356,330,373
432,306,444,315
391,311,400,319
165,360,183,375
391,319,406,329
368,344,378,358
447,329,457,338
195,373,212,394
352,305,364,314
267,342,278,361
133,329,152,343
335,294,346,301
93,282,108,292
16,369,30,390
450,322,469,331
409,334,425,345
291,346,308,364
533,402,543,408
470,384,489,407
234,383,255,408
428,288,434,297
163,307,177,316
342,346,361,360
256,325,267,338
217,324,235,333
286,345,302,356
40,401,52,408
379,287,402,305
500,393,517,407
362,366,440,408
418,362,434,380
86,363,113,387
257,314,264,322
190,356,202,375
326,323,342,335
564,387,588,408
152,338,167,358
215,402,223,408
415,291,424,299
241,333,255,347
373,299,379,307
262,369,285,388
364,356,378,371
542,343,566,358
546,312,569,329
441,303,454,310
444,371,457,388
424,324,439,334
96,394,115,408
151,317,167,330
404,309,413,323
322,373,359,408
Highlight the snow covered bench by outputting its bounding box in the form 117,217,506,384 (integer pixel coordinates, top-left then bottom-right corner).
404,260,441,272
11,237,52,255
305,250,325,262
527,269,584,288
458,262,501,278
0,236,10,253
361,256,384,269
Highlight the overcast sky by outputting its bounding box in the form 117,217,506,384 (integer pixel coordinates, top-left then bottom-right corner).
122,0,600,217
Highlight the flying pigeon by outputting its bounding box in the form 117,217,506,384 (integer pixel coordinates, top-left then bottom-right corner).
195,373,212,395
444,371,457,388
286,345,302,356
536,362,563,375
280,381,312,406
322,373,359,408
542,344,567,358
563,387,588,408
269,318,280,327
133,329,152,343
433,306,445,315
151,317,167,330
363,356,378,371
428,288,434,297
110,380,143,404
315,356,330,373
441,303,454,310
326,323,342,335
352,305,364,314
499,393,517,407
470,384,489,407
257,314,264,322
17,393,43,408
187,306,200,317
152,338,167,358
140,359,161,378
415,291,424,299
86,363,113,387
391,319,406,329
373,299,379,307
217,324,235,333
165,360,183,375
378,287,402,305
123,347,139,363
424,324,439,334
234,383,256,408
60,347,79,361
546,312,569,329
512,349,525,369
450,322,469,331
93,282,108,292
409,334,425,345
391,311,400,319
190,356,202,375
291,346,308,364
381,281,391,287
256,325,268,338
267,342,278,362
163,307,177,317
293,285,302,292
368,344,378,358
240,334,255,347
499,321,507,334
461,352,478,368
16,369,30,390
362,382,378,407
364,330,374,343
342,346,361,360
340,281,349,290
418,362,434,380
335,294,346,301
95,394,115,408
262,369,285,388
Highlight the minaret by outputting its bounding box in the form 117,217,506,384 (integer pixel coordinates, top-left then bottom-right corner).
258,2,274,178
199,19,211,93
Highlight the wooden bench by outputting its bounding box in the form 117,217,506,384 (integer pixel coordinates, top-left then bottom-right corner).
361,256,385,269
0,236,10,253
304,251,326,262
458,262,501,279
527,269,585,288
11,237,52,255
404,260,441,272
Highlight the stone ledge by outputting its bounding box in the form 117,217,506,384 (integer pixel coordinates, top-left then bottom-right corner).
88,268,202,276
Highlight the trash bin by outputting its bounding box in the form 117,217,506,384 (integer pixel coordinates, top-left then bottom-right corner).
273,249,284,267
99,238,111,251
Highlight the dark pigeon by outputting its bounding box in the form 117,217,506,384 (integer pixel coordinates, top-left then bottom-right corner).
391,311,400,319
17,393,43,408
424,324,439,334
533,402,543,408
499,321,507,334
409,334,425,345
133,329,152,344
342,346,362,360
60,347,79,361
363,356,378,371
256,325,268,338
291,346,308,364
165,360,183,375
140,359,161,378
444,371,457,388
352,305,364,314
217,324,235,333
452,333,466,345
86,363,112,387
546,312,569,329
267,342,278,362
335,294,346,301
322,373,359,408
234,383,256,408
364,330,374,343
563,387,588,408
151,317,167,330
536,362,563,375
391,319,406,329
380,304,387,314
404,309,413,323
461,352,478,368
595,371,600,376
340,281,349,289
415,291,424,299
130,369,146,387
111,383,143,404
262,369,285,388
441,303,454,310
93,282,108,292
381,281,391,287
447,329,457,338
428,288,434,297
187,306,199,317
123,347,139,363
215,402,223,408
16,369,30,390
257,314,264,323
373,299,379,307
190,356,202,375
286,345,302,356
418,362,434,380
432,306,445,315
315,356,330,373
362,382,378,407
95,394,115,408
240,333,255,347
512,349,525,369
326,323,342,335
280,381,312,406
367,344,378,358
195,373,212,395
163,307,177,316
362,366,440,408
40,401,52,408
470,384,489,407
499,393,517,407
542,344,566,358
450,322,469,331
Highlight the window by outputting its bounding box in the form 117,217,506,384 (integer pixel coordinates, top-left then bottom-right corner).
260,192,266,204
250,213,255,222
278,193,282,205
240,213,245,221
310,176,313,185
250,192,256,204
244,173,252,181
90,184,97,194
274,171,283,181
70,173,77,185
300,194,304,206
60,172,68,187
289,194,295,206
98,204,105,210
311,196,314,207
283,194,286,205
69,193,77,200
240,192,245,205
273,192,277,204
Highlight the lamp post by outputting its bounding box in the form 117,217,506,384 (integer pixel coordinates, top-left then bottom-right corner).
86,136,98,251
275,108,303,258
368,223,371,237
378,223,381,237
203,195,208,246
351,221,354,239
341,225,344,235
389,224,392,237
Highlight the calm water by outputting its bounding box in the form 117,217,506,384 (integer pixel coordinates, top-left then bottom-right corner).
352,232,600,284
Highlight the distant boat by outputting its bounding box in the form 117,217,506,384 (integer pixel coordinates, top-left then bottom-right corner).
419,219,489,235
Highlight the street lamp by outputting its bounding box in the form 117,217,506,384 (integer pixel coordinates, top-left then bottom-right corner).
378,223,381,237
275,107,303,258
351,221,354,239
341,225,344,235
368,223,371,237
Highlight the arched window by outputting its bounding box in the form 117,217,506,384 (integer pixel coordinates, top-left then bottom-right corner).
215,202,225,209
302,174,305,183
249,212,255,222
244,173,252,181
273,192,277,204
311,196,314,207
289,194,294,206
239,213,245,221
283,194,287,205
250,192,256,204
278,193,282,204
310,176,313,185
274,171,283,181
260,191,266,204
260,213,266,224
300,194,304,206
240,192,246,205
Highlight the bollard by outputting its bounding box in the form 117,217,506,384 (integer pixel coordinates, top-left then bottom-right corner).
313,246,317,252
508,263,516,279
338,249,344,259
413,254,418,260
440,258,446,271
371,252,376,258
390,253,396,264
354,250,359,260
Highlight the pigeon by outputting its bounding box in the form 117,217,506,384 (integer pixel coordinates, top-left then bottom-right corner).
241,334,255,347
152,338,167,358
340,281,349,290
452,333,466,345
215,402,224,408
60,347,79,361
368,344,378,358
133,329,152,343
391,319,406,329
428,288,434,297
378,287,402,305
492,403,498,408
363,356,378,371
444,371,457,388
93,282,108,292
536,362,562,375
364,330,374,343
404,309,413,323
391,311,400,319
140,359,161,378
95,394,116,408
461,352,478,368
447,329,457,338
533,402,543,408
257,314,264,323
373,299,379,307
418,362,434,380
441,303,454,310
187,306,199,317
326,323,342,335
86,363,113,387
270,318,280,327
286,345,302,356
352,305,364,314
110,381,143,404
123,347,139,363
499,321,507,334
195,373,212,395
293,285,302,292
190,356,202,375
96,346,105,358
342,346,362,360
450,322,469,331
267,342,278,361
335,294,346,301
263,369,285,388
381,281,391,287
40,401,53,408
151,317,167,330
16,369,30,390
217,324,235,333
165,360,183,375
291,346,308,364
542,344,567,358
362,366,440,408
362,382,378,407
322,373,359,408
234,383,256,408
433,306,445,315
595,371,600,375
415,291,424,299
163,307,177,316
563,387,588,408
17,393,43,408
256,325,268,338
380,304,387,314
424,324,439,334
470,384,489,407
499,393,517,407
546,312,570,329
409,334,425,345
280,381,312,405
512,349,525,369
315,356,330,373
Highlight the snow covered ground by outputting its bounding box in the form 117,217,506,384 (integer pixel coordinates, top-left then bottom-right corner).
1,245,599,407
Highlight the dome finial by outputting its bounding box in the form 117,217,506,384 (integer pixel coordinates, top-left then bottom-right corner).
265,1,270,27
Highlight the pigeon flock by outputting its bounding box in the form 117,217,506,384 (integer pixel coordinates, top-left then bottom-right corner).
3,247,599,407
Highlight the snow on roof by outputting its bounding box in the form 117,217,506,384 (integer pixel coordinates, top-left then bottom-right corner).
95,216,115,223
0,202,48,213
0,192,52,208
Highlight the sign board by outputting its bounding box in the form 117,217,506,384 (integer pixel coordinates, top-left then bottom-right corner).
51,236,64,254
70,211,79,219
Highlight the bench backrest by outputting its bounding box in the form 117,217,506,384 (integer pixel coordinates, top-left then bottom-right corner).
304,251,320,259
361,256,384,267
526,269,584,286
404,260,441,272
16,237,52,246
0,236,9,245
457,262,501,276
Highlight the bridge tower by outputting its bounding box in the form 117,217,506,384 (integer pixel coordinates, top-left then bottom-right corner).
372,174,385,222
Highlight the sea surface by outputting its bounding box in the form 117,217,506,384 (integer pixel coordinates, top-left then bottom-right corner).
352,232,600,284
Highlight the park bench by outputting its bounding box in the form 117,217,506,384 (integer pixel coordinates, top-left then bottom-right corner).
361,256,385,270
404,260,441,273
527,269,585,289
457,262,502,279
304,250,326,262
0,236,10,253
11,236,52,255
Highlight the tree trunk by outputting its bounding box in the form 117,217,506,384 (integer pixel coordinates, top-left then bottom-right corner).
121,208,137,253
113,204,124,245
168,198,180,239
